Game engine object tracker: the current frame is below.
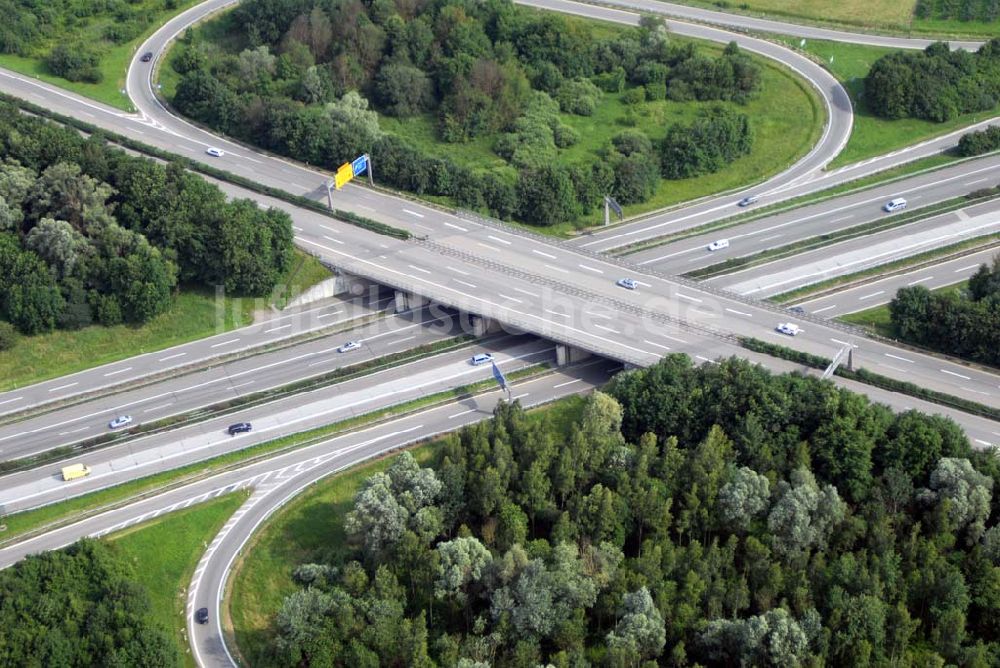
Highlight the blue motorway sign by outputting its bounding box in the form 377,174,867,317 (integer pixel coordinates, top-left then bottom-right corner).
351,154,369,177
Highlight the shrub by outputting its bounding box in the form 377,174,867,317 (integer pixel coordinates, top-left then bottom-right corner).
45,43,102,83
957,125,1000,157
622,87,646,105
0,321,16,350
556,79,603,116
660,107,753,179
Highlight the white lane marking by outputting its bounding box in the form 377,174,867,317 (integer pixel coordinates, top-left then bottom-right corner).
940,369,971,380
0,431,26,443
975,439,993,446
643,339,671,351
579,264,604,274
142,402,173,413
676,292,702,303
498,294,523,303
454,279,477,289
587,312,612,319
210,338,240,349
322,235,344,245
387,335,417,346
758,233,783,243
449,408,477,419
159,352,186,362
408,264,432,275
512,393,530,400
546,309,570,318
858,290,885,300
880,364,909,374
446,266,470,275
444,222,468,232
593,323,620,333
965,177,989,185
830,214,854,223
907,276,932,286
830,338,851,346
403,209,425,218
0,396,23,406
554,379,582,388
230,380,255,390
58,426,89,436
265,324,292,333
488,235,511,245
514,288,539,297
103,367,133,377
48,382,78,393
954,264,980,273
478,242,502,253
725,308,751,317
544,264,569,274
885,353,914,363
317,310,343,319
812,305,836,313
696,356,719,364
319,224,338,232
662,333,688,344
533,249,556,259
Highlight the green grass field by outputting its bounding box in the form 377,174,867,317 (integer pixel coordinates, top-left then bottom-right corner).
770,36,1000,168
229,395,586,667
665,0,999,37
109,491,249,668
839,281,969,336
0,0,203,111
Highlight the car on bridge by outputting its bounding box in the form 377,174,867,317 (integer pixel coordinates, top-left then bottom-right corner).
108,415,133,429
338,341,361,353
776,322,802,336
616,278,638,290
227,422,252,435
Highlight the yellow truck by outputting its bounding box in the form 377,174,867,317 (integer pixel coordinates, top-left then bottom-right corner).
61,463,91,481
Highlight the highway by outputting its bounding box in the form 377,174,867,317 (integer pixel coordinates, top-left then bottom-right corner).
708,201,1000,297
0,308,460,460
795,247,998,316
0,336,562,515
624,157,1000,269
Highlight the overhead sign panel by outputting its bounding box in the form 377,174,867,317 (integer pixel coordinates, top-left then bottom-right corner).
334,163,354,189
351,154,369,177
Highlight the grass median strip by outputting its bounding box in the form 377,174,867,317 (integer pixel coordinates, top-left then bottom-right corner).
0,364,550,548
770,235,1000,304
741,337,999,422
685,194,994,279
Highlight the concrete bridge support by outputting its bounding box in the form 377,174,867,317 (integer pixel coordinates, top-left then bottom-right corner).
468,314,503,337
555,344,592,367
394,290,429,313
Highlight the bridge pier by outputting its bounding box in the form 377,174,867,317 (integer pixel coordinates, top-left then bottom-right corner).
394,290,429,313
468,314,502,337
555,344,592,367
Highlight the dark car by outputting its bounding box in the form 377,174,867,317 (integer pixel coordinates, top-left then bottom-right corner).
737,195,759,207
227,422,252,436
788,306,806,315
140,51,153,63
195,607,209,624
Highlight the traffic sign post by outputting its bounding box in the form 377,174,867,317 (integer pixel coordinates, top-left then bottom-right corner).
333,154,373,191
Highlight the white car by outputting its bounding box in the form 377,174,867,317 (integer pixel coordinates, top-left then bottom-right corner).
616,278,638,290
205,147,225,157
707,239,730,251
883,197,907,212
337,341,361,353
776,323,802,336
471,353,494,366
108,415,133,429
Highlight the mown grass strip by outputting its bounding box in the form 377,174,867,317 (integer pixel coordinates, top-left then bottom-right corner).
769,235,1000,304
1,93,411,240
0,364,550,547
685,193,995,279
741,337,999,421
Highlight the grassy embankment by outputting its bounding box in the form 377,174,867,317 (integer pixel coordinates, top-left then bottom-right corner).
0,250,330,392
109,490,249,668
666,0,999,38
228,395,586,667
769,36,1000,167
0,0,205,111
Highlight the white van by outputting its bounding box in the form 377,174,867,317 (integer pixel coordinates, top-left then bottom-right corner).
471,353,493,366
707,239,730,251
883,197,907,213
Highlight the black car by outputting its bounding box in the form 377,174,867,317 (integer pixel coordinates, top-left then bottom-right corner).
788,306,806,315
140,51,153,62
195,607,209,624
227,422,252,435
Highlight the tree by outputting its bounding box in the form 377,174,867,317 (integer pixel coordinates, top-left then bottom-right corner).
218,200,293,296
345,472,411,559
326,91,384,161
375,63,433,117
434,536,492,604
767,468,846,558
660,108,753,179
0,233,63,334
173,70,240,132
607,587,667,662
46,42,102,82
0,195,21,232
718,466,771,531
516,164,579,226
26,162,113,229
923,457,993,543
0,159,35,209
25,218,85,279
699,608,810,667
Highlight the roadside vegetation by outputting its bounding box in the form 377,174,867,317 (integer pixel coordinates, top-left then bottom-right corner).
0,104,299,386
0,0,202,110
674,0,999,37
161,1,818,229
234,354,1000,666
109,491,249,668
772,35,1000,167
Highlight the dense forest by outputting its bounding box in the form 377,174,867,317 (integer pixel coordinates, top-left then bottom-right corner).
915,0,1000,23
0,102,294,338
267,354,1000,666
0,540,179,666
169,0,760,225
864,39,1000,122
888,252,1000,366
